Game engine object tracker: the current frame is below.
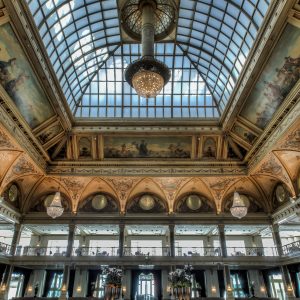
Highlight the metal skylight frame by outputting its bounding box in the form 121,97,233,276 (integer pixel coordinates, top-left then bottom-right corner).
76,43,219,118
25,0,271,119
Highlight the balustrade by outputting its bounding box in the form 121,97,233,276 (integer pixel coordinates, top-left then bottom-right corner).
282,240,300,256
0,241,11,255
175,247,221,257
226,247,278,257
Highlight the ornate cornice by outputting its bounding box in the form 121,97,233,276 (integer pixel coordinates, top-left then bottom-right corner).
0,98,47,171
222,0,292,128
7,0,72,130
0,200,21,223
272,197,300,224
248,90,300,171
47,164,247,177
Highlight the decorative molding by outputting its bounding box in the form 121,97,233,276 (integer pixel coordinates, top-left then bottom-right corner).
248,91,300,171
272,197,300,224
222,0,289,127
0,99,47,170
46,165,248,177
9,0,72,129
0,201,21,223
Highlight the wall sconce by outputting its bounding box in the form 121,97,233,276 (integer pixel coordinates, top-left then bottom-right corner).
211,286,217,293
260,286,266,293
27,286,33,293
76,286,81,293
1,284,6,292
61,284,67,292
122,287,126,295
227,285,232,292
287,285,293,292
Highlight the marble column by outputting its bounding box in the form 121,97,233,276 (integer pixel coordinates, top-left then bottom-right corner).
119,224,125,257
271,223,283,256
205,269,220,297
281,265,296,299
223,265,234,300
59,265,70,300
169,224,175,257
10,223,23,256
72,268,88,297
66,223,76,257
218,224,227,257
24,270,46,297
0,265,13,300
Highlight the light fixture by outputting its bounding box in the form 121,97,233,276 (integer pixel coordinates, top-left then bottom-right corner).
122,0,177,98
47,191,64,219
211,286,217,293
230,191,248,219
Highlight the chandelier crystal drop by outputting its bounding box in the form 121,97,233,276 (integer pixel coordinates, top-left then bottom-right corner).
230,191,248,219
132,69,164,98
122,0,176,98
47,191,64,219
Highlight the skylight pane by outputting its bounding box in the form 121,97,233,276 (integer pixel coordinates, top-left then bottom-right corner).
26,0,121,113
177,0,271,111
76,43,218,118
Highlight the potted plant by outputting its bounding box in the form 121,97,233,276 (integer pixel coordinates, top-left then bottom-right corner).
102,267,123,300
168,265,192,300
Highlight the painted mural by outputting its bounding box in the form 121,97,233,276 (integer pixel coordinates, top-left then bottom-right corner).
0,23,54,128
202,137,217,158
104,136,191,158
232,124,257,145
37,124,63,144
241,24,300,129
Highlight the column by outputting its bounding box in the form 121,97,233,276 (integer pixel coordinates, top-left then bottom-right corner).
248,270,267,298
281,265,296,299
24,270,46,297
169,224,175,257
66,223,76,257
119,224,125,257
223,265,234,300
218,224,227,257
205,269,220,297
10,223,23,256
271,223,283,256
59,265,70,300
72,268,88,297
123,269,131,300
0,265,13,300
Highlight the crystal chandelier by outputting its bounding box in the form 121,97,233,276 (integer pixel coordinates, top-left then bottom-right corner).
47,191,64,219
230,191,248,219
122,0,177,98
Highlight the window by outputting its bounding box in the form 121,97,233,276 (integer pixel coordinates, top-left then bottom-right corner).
8,273,24,300
175,240,204,256
269,274,285,300
47,273,63,297
138,273,155,297
46,239,79,255
226,240,246,256
231,273,246,298
93,274,107,298
131,240,162,256
88,240,119,256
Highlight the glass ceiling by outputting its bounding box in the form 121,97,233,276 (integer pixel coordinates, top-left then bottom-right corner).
26,0,271,119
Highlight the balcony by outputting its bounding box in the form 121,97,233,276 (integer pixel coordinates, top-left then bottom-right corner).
0,241,10,256
282,240,300,256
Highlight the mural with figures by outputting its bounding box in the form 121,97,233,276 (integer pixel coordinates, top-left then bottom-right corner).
0,23,54,128
241,24,300,129
104,136,191,158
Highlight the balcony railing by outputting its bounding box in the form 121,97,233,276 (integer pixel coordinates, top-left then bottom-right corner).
20,246,67,256
11,245,280,258
73,247,119,257
282,240,300,256
175,247,221,257
123,247,170,256
0,241,11,255
227,247,278,257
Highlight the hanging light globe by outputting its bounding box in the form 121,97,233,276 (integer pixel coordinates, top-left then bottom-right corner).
230,191,247,219
46,192,64,219
132,69,164,98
